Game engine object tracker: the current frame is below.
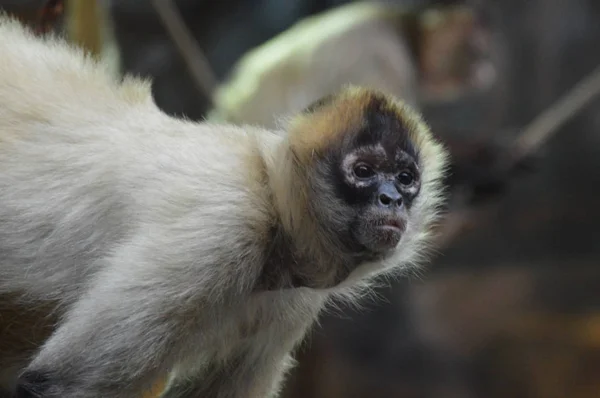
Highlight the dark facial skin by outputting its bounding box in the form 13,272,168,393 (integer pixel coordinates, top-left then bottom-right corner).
342,145,420,253
330,97,422,256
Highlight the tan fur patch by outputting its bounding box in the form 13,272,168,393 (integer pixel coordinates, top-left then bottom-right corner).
286,86,440,166
287,87,382,162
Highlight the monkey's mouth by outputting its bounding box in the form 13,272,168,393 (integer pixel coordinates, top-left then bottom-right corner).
372,218,406,250
380,218,405,231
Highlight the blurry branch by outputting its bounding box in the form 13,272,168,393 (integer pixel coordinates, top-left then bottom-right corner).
437,63,600,248
150,0,218,103
512,63,600,163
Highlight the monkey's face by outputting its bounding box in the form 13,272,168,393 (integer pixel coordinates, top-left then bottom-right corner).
301,90,424,259
332,103,421,258
419,6,497,102
338,142,420,255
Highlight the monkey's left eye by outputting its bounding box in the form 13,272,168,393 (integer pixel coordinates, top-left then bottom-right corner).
353,164,376,179
397,171,415,186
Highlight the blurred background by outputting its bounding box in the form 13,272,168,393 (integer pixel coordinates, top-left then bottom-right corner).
4,1,600,397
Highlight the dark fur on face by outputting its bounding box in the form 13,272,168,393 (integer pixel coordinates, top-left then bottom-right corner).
300,90,423,258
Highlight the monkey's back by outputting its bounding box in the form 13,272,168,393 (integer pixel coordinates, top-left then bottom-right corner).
0,16,141,299
0,15,278,302
0,15,290,385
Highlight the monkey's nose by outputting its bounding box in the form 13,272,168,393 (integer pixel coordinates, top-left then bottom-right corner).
377,183,403,208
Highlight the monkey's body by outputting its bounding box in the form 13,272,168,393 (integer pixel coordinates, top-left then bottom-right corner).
210,2,495,129
210,2,418,128
0,15,447,398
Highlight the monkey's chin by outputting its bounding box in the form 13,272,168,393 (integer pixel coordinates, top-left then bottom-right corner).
369,225,403,252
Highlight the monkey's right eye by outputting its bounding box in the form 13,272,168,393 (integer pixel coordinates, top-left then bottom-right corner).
353,164,376,179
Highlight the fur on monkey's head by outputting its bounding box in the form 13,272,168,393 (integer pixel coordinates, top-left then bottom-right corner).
271,86,449,289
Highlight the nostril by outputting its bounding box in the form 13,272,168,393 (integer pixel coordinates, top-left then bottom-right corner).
379,193,392,206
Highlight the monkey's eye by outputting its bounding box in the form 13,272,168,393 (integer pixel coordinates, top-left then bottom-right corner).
353,164,376,179
397,171,415,186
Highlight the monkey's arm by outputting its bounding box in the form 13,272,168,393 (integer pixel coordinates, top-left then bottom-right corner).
160,312,309,398
16,230,259,398
160,350,295,398
17,253,182,397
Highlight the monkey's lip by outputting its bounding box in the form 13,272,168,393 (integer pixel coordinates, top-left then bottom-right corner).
378,225,403,233
379,218,406,232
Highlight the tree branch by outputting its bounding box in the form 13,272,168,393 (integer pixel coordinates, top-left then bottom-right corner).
513,63,600,162
150,0,218,103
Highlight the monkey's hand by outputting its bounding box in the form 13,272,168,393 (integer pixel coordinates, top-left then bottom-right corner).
444,138,537,206
160,345,298,398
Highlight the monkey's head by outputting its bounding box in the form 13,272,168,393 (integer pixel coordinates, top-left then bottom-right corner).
417,4,498,103
274,86,448,288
